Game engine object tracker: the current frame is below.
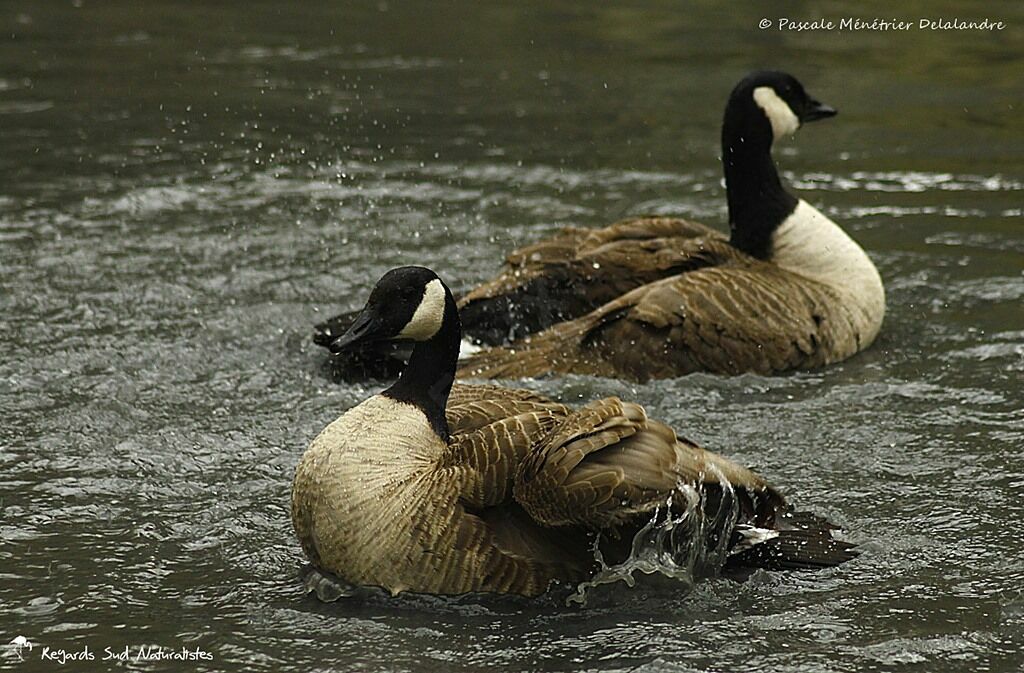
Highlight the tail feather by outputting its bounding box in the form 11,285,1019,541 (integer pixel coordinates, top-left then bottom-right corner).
725,509,859,572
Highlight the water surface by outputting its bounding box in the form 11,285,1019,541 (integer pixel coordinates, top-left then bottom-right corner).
2,1,1023,671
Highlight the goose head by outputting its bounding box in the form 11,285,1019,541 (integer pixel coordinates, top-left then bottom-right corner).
329,266,452,353
724,70,836,146
331,266,461,440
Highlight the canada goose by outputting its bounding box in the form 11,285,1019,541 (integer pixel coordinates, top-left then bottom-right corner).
315,71,884,382
293,266,857,597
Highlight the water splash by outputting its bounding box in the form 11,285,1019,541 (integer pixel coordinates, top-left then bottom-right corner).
567,472,741,606
300,564,359,603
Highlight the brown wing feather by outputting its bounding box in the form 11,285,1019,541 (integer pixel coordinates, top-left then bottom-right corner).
467,216,723,300
446,383,566,434
513,398,783,530
458,252,850,381
446,407,565,508
430,494,589,596
435,385,594,594
447,383,557,408
444,384,568,503
456,217,727,343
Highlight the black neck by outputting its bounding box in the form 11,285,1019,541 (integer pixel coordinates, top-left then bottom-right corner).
382,288,460,442
721,110,798,259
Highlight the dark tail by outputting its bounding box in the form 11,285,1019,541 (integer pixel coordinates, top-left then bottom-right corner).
725,509,859,573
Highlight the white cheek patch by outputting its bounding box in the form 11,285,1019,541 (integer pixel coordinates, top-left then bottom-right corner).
753,86,800,140
397,278,446,340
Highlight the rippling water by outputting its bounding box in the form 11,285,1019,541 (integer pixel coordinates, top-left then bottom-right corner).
2,1,1023,671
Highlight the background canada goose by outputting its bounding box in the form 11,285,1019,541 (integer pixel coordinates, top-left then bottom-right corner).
293,266,857,597
315,71,884,382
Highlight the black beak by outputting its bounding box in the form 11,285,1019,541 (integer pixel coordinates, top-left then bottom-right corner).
802,99,837,123
328,308,376,353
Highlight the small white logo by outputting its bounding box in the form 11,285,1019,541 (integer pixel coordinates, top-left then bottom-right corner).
7,635,34,661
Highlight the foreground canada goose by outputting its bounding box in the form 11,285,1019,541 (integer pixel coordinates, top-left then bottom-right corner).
315,71,885,382
293,266,857,597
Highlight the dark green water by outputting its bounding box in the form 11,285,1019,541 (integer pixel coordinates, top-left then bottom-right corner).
2,1,1023,671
